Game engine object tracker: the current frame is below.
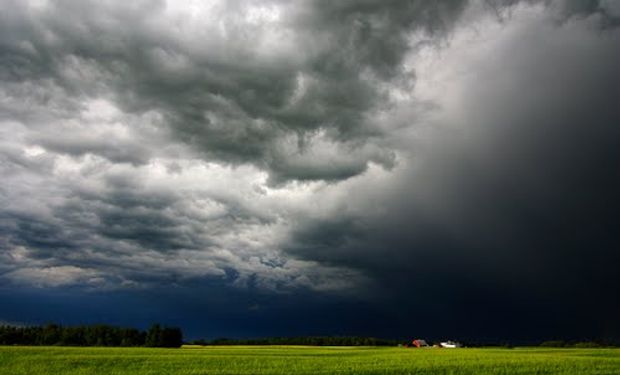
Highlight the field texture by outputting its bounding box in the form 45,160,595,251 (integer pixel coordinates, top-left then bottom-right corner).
1,346,619,374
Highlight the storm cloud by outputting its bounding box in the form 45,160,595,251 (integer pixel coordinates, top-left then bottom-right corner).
1,0,620,341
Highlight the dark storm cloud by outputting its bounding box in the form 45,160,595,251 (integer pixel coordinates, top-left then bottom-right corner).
0,162,278,288
0,0,470,182
2,0,620,342
285,2,620,340
0,0,476,290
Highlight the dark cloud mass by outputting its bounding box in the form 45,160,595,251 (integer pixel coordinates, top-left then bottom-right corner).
1,0,620,341
0,0,469,182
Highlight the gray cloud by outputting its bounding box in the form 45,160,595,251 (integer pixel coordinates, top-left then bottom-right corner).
0,0,476,291
1,0,620,343
284,1,620,337
0,0,473,182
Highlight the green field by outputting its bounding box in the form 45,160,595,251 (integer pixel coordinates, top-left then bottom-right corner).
1,346,619,374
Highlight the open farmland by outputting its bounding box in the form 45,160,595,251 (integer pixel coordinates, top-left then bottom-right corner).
1,346,619,375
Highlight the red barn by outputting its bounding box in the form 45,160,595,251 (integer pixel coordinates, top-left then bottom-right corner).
412,339,429,348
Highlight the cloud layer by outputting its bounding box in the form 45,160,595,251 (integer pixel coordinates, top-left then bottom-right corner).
1,0,620,340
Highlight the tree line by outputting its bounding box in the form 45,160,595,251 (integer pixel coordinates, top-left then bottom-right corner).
539,340,614,348
0,323,182,347
188,336,400,346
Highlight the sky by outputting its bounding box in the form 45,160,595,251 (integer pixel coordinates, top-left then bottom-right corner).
1,0,620,343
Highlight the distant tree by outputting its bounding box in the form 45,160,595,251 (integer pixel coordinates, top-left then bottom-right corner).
195,336,399,346
0,323,178,348
145,324,162,347
145,324,182,348
161,327,183,348
119,328,145,347
40,324,61,345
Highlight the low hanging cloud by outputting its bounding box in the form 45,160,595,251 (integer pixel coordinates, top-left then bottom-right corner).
0,0,619,342
0,0,472,291
0,0,470,182
284,1,620,338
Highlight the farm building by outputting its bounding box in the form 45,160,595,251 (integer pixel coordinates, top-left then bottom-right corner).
440,341,462,348
411,339,429,348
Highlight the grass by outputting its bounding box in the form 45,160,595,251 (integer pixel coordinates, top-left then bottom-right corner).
1,345,619,374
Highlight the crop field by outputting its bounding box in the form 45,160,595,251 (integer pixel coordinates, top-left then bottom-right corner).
1,346,619,374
